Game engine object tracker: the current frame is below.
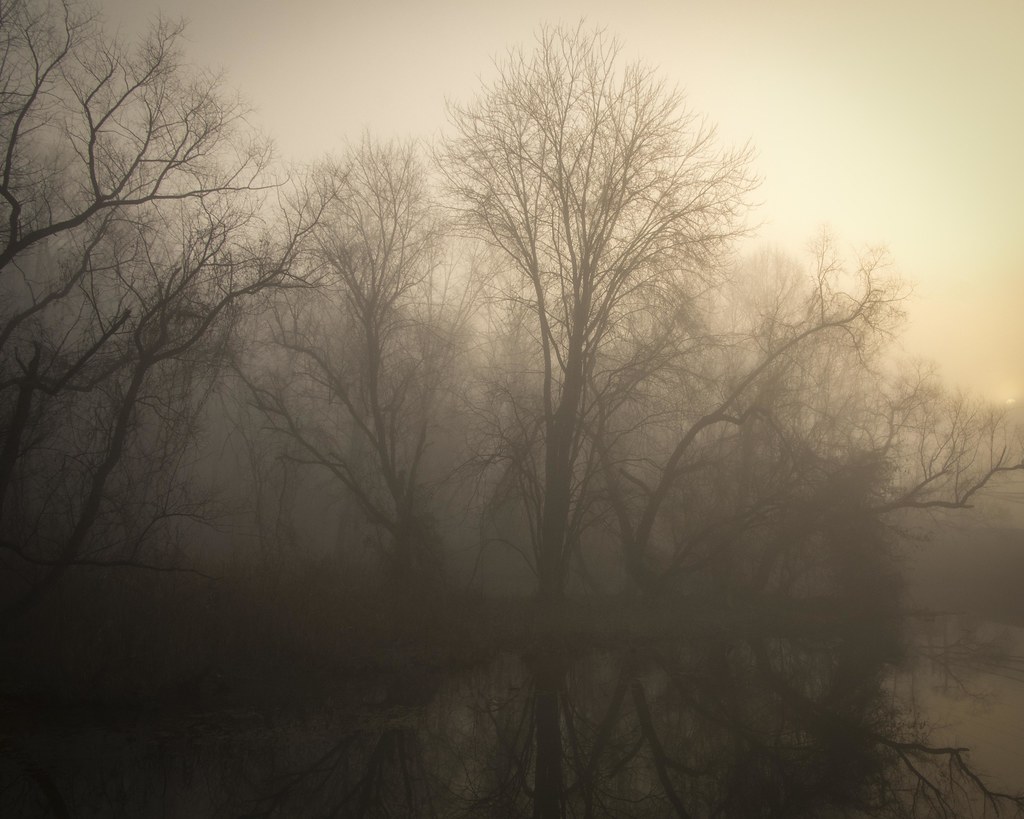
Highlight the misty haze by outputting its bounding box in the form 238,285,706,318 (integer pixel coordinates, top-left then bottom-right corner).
2,1,1023,817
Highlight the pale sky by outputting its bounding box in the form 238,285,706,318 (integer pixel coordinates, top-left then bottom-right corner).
101,0,1024,402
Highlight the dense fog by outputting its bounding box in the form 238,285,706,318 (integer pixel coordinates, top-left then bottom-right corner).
2,3,1022,816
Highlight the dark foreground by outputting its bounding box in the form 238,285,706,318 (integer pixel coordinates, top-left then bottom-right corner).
3,578,1024,817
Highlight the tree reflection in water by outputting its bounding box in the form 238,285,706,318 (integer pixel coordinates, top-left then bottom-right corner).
461,617,1024,818
4,604,1022,818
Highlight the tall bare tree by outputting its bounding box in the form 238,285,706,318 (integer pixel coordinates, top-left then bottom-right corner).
0,0,326,623
240,138,472,581
440,23,755,601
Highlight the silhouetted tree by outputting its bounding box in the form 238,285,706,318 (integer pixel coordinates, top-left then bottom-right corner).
873,365,1024,512
587,227,1020,598
239,137,473,581
440,22,755,601
589,233,906,594
0,0,326,624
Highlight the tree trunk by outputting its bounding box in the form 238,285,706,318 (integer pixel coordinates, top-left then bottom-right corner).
538,339,585,602
0,348,39,511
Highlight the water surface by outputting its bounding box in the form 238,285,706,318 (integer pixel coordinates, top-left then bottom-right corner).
4,607,1022,817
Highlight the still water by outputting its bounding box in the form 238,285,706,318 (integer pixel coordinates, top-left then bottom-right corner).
3,613,1023,817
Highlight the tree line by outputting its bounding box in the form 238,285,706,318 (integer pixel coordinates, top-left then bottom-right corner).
2,1,1021,627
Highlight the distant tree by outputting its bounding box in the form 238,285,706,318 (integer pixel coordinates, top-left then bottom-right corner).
0,0,326,624
873,367,1024,513
439,23,755,601
593,232,1022,597
238,138,473,581
590,234,906,592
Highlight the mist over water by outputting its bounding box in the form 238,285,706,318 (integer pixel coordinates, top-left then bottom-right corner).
4,607,1023,816
2,3,1023,816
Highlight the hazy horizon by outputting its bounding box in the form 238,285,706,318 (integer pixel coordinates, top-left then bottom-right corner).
98,0,1024,403
4,4,1024,811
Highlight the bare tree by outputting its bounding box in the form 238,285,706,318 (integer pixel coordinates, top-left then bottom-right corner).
239,137,472,582
873,369,1023,513
439,23,755,601
0,0,326,624
588,234,907,592
591,230,1021,596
